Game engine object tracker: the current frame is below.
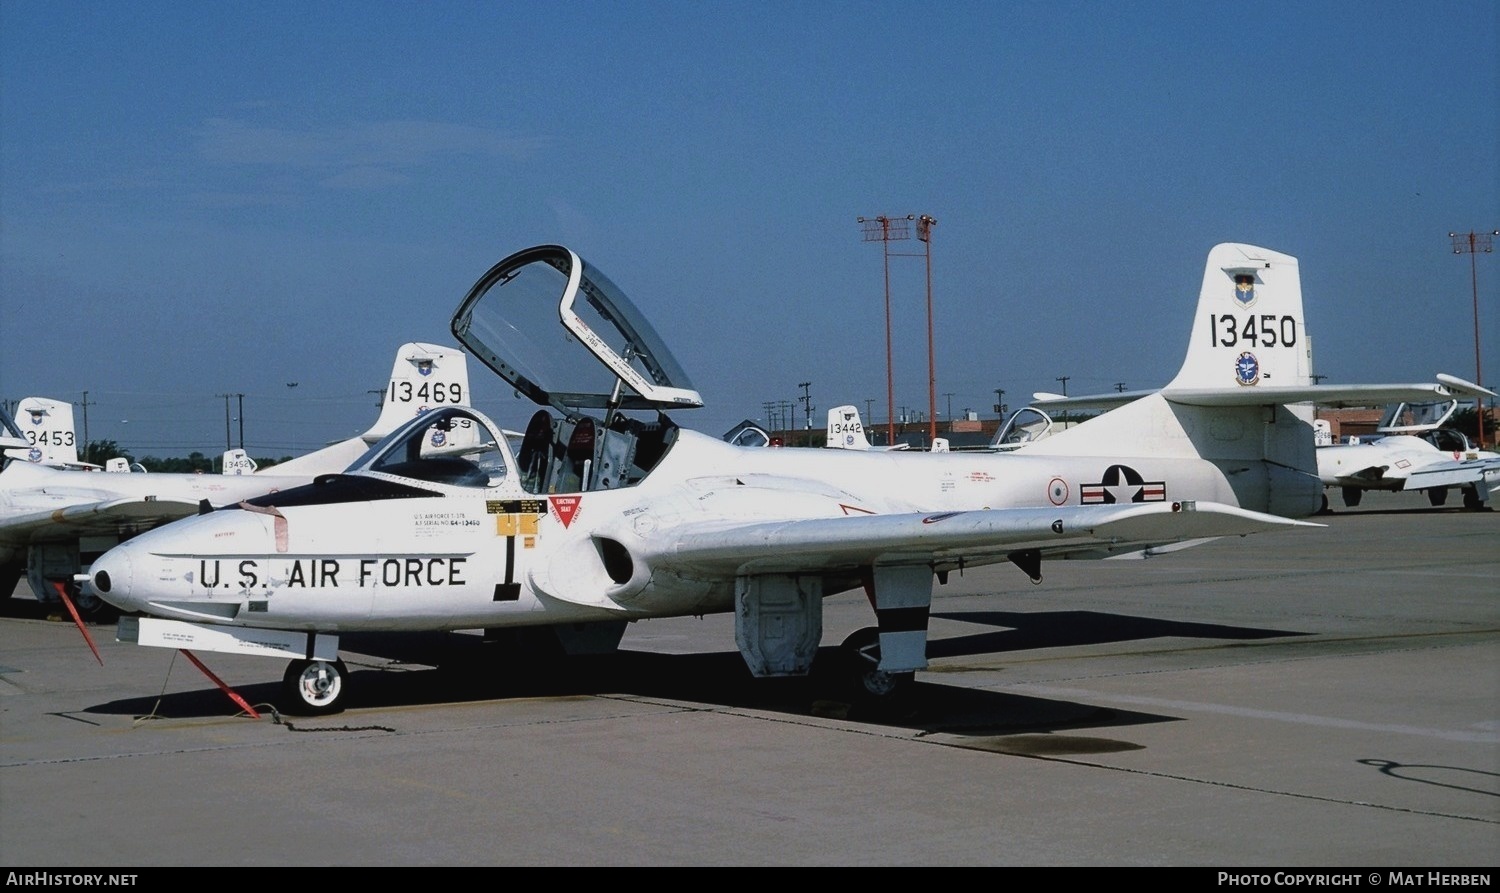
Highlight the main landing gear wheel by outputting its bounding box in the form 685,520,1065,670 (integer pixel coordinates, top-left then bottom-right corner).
282,658,348,715
840,627,915,702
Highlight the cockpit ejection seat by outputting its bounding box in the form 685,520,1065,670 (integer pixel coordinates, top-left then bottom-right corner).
518,409,555,495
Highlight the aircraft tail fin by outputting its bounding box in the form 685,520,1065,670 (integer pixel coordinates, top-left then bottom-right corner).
6,397,81,466
221,449,258,475
362,342,472,443
826,405,874,450
267,342,472,478
1165,243,1312,393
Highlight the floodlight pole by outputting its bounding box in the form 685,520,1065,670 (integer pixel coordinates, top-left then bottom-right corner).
1450,230,1497,447
917,215,938,443
859,215,913,446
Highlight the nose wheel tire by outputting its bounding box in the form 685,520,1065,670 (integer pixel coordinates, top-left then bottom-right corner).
282,658,348,715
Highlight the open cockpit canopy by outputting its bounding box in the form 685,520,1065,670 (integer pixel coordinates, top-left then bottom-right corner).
1377,399,1458,434
451,245,703,418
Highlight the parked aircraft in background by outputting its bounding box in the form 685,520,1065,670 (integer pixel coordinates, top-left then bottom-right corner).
0,342,470,617
261,342,472,477
3,397,95,469
721,419,774,448
991,407,1079,451
222,449,259,475
1315,396,1499,510
824,405,909,451
86,242,1475,717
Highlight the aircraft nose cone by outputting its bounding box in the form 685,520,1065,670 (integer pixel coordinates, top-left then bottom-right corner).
90,545,134,611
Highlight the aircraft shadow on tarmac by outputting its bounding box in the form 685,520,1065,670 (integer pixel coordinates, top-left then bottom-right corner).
83,609,1305,747
1316,504,1493,517
926,608,1304,658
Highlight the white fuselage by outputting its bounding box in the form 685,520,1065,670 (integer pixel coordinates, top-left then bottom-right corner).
1316,435,1500,491
90,430,1251,632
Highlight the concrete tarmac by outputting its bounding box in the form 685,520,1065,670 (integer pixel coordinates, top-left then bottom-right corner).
2,490,1496,867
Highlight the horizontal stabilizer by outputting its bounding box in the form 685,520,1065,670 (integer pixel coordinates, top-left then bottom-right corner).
1160,381,1481,408
1035,380,1484,411
1434,373,1496,398
1030,389,1152,411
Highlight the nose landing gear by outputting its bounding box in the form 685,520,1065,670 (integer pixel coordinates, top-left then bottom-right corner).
283,658,349,715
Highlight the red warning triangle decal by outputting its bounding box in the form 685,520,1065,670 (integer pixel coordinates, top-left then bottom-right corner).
550,495,582,528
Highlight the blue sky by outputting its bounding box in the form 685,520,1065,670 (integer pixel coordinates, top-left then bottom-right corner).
2,1,1496,457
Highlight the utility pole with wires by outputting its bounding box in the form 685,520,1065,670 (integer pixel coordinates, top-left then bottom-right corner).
798,382,813,446
219,394,233,451
78,390,94,448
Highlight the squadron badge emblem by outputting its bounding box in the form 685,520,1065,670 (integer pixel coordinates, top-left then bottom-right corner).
1235,351,1260,386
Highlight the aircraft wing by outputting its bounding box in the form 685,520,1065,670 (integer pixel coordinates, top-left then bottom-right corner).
649,501,1319,577
1400,456,1500,491
0,497,202,543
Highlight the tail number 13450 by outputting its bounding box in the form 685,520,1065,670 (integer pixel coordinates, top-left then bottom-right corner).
1208,314,1297,349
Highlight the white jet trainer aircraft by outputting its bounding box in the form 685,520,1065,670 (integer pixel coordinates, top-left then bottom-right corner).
0,342,470,617
88,243,1472,716
1315,395,1499,510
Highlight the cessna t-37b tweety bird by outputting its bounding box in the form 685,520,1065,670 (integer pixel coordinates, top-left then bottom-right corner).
87,243,1470,716
1314,394,1499,510
0,342,470,621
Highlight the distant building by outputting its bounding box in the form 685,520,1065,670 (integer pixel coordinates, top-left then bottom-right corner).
1315,408,1385,442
